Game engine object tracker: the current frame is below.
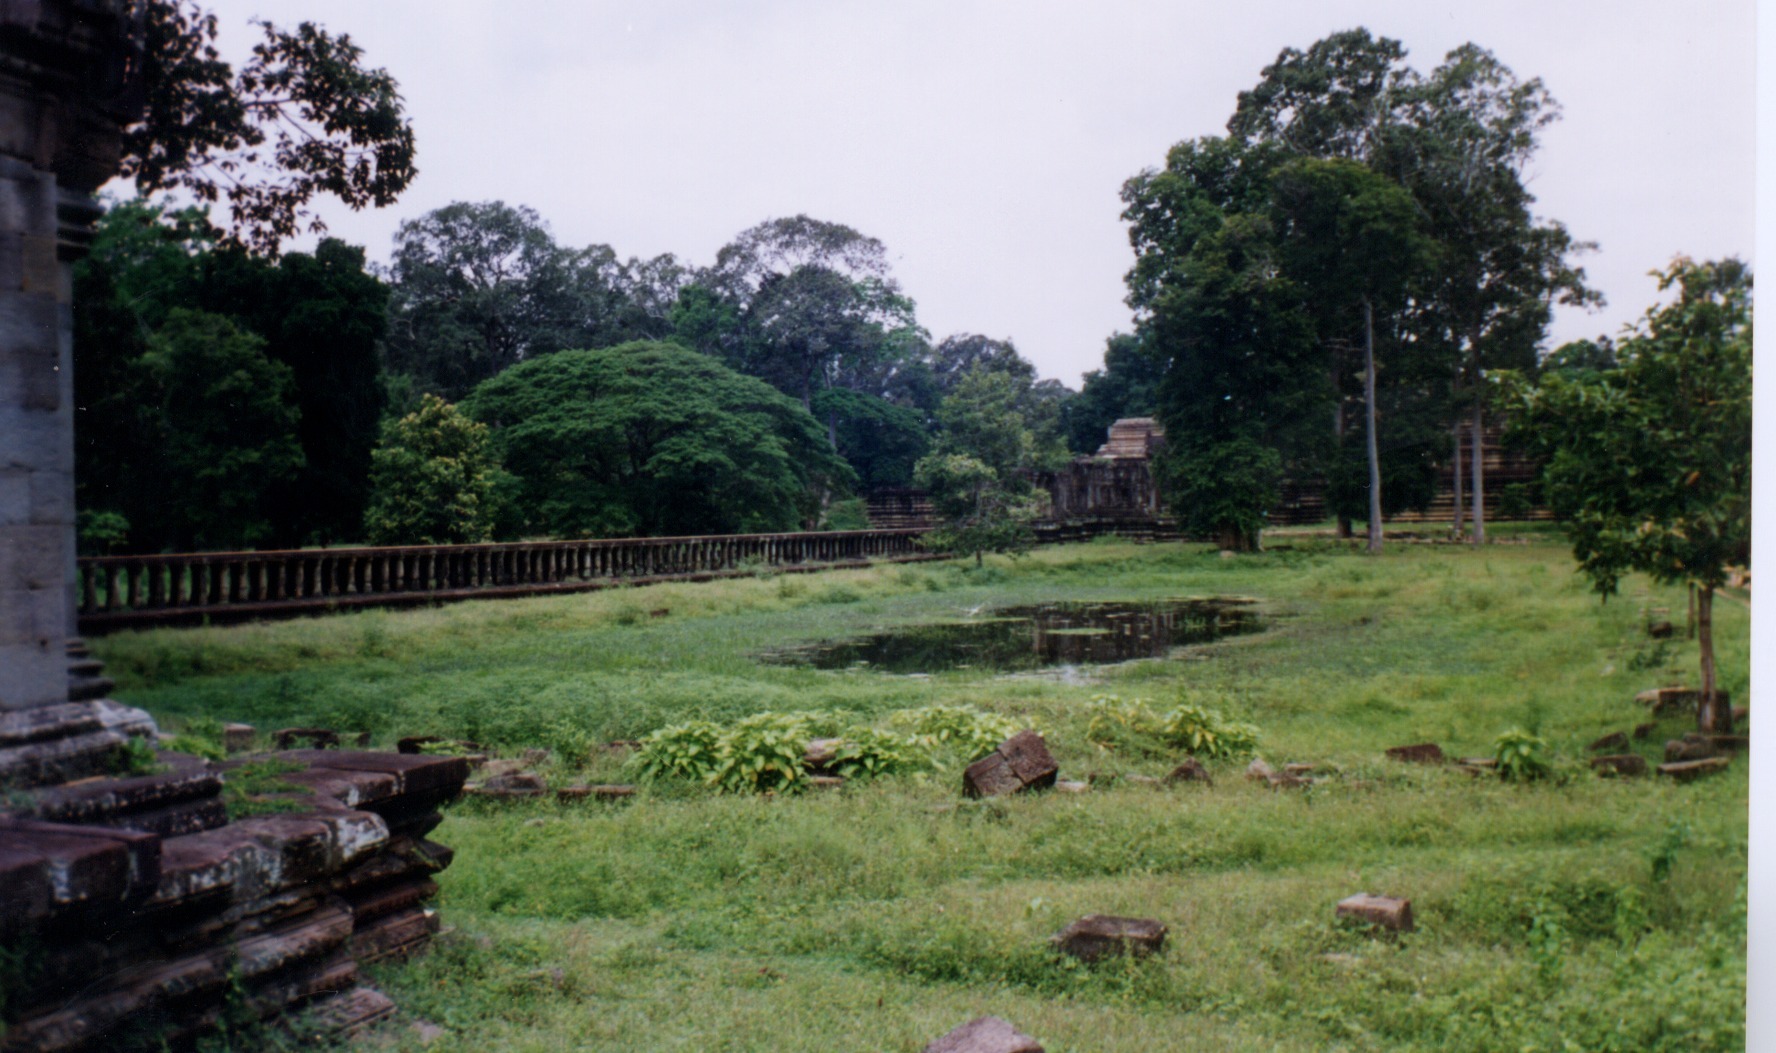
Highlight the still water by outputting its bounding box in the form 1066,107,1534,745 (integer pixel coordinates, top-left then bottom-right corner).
761,598,1261,674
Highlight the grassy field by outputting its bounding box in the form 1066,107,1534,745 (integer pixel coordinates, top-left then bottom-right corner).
95,530,1749,1052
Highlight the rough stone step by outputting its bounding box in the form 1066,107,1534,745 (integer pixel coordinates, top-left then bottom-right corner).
28,761,221,825
343,876,439,924
91,796,230,838
280,750,472,799
66,658,105,677
292,985,397,1044
150,809,388,910
349,905,439,964
0,817,160,925
66,675,116,702
2,904,355,1053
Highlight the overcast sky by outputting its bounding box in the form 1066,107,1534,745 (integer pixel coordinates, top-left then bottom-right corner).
174,0,1756,387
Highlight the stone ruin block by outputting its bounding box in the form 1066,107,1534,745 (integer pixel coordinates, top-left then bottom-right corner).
1636,686,1731,715
1050,914,1168,963
1384,743,1445,764
962,730,1057,798
1658,757,1731,782
1245,758,1275,781
1664,737,1715,764
1590,754,1647,777
1632,722,1657,741
1588,731,1630,753
1165,757,1212,785
223,723,256,753
274,727,340,750
1336,893,1415,932
924,1016,1045,1053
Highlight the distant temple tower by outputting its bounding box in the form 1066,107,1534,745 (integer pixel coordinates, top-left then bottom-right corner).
1038,418,1165,521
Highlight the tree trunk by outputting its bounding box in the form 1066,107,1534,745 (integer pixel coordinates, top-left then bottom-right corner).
1334,383,1351,538
1697,586,1728,732
1470,384,1486,547
1363,298,1382,555
1451,419,1465,539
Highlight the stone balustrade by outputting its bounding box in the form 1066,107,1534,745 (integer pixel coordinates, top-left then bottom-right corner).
77,529,935,630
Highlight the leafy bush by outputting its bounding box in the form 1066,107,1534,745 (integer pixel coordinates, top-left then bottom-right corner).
1085,694,1259,759
890,705,1021,763
631,720,726,784
1158,701,1259,759
1494,726,1552,782
706,712,814,793
827,727,925,780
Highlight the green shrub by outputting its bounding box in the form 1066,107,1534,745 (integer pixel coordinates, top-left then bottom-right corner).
631,720,726,784
827,727,925,781
1158,700,1260,759
1494,726,1552,782
1084,694,1259,759
706,712,814,793
890,705,1022,763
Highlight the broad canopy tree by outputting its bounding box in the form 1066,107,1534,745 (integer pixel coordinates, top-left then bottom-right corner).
462,342,853,539
1504,258,1751,733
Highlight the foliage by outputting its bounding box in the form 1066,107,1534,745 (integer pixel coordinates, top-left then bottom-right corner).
363,394,502,545
1065,333,1163,454
630,721,727,784
1084,695,1258,759
134,309,306,550
889,705,1022,763
1503,258,1752,596
826,727,925,781
220,759,312,821
1502,258,1750,727
76,510,131,556
810,387,930,489
913,453,1038,566
382,201,682,400
105,736,164,777
123,1,416,255
1492,726,1552,782
74,199,389,550
463,342,853,538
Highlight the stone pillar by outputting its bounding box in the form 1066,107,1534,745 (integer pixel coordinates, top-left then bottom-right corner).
0,0,139,719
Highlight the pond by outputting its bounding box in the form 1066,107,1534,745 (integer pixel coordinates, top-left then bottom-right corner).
760,598,1262,674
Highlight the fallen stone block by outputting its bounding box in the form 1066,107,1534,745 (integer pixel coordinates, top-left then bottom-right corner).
1265,772,1309,789
1636,686,1731,714
804,738,842,771
1647,620,1674,638
1588,731,1629,753
479,771,547,795
1053,780,1090,793
591,784,636,800
1165,757,1212,786
924,1016,1044,1053
1632,722,1657,740
962,731,1057,798
520,748,550,766
1658,757,1731,782
1731,706,1749,725
1245,758,1275,781
809,775,845,790
1283,763,1316,776
1051,914,1167,963
1384,743,1445,764
1664,739,1715,763
1708,735,1749,753
275,727,341,750
224,723,256,753
1590,754,1647,777
1335,893,1415,932
1121,774,1161,788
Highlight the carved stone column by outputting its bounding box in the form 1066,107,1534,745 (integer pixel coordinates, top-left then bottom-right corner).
0,1,151,779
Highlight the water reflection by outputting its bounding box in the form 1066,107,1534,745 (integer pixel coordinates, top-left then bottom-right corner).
761,599,1261,673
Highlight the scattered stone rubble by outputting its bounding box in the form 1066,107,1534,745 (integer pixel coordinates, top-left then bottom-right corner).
962,731,1058,798
1,713,467,1051
924,1016,1044,1053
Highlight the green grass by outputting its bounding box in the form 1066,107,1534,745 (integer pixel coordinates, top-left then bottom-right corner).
93,530,1749,1051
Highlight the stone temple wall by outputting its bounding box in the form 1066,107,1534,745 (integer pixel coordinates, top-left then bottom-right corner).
0,7,468,1049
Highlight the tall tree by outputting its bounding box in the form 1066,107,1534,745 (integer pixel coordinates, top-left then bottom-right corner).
1503,258,1750,732
1122,137,1324,550
1230,30,1598,543
363,395,502,545
1270,157,1433,551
